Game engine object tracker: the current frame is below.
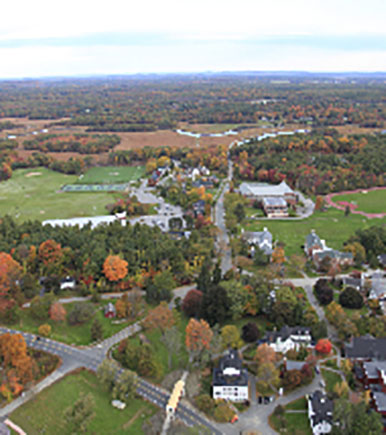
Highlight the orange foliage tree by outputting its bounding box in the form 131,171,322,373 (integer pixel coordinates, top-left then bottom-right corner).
185,318,213,363
103,255,128,282
271,246,285,265
115,294,132,319
254,343,277,365
0,333,34,384
0,252,22,311
143,302,175,336
49,302,66,322
38,239,62,265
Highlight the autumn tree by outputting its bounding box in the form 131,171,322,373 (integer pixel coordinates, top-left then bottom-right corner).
256,362,280,394
0,333,34,384
282,369,303,391
0,253,22,311
254,343,277,365
220,325,243,349
314,196,324,211
143,302,175,337
185,318,213,364
38,324,51,337
271,246,285,265
49,302,66,322
38,239,62,265
103,255,128,282
182,289,203,317
315,338,332,355
115,294,132,318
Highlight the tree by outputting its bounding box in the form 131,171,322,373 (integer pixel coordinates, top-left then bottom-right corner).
282,369,303,391
311,321,328,341
64,392,95,433
254,343,276,365
220,325,243,349
200,284,229,326
221,280,249,320
314,196,324,211
185,318,213,364
333,380,349,398
234,202,245,223
146,270,175,303
196,257,212,293
256,362,280,394
241,322,260,343
38,239,62,265
315,338,332,355
103,255,128,282
345,205,351,217
271,246,285,265
49,302,66,322
112,369,138,403
143,302,175,337
182,289,203,317
30,293,55,320
0,333,34,384
343,242,366,266
0,253,22,311
314,279,333,305
67,303,94,325
160,326,182,369
97,359,117,392
38,324,51,337
115,294,132,318
339,287,364,309
91,318,103,341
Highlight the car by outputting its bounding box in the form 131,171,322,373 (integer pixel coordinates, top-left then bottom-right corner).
315,365,320,374
319,380,326,388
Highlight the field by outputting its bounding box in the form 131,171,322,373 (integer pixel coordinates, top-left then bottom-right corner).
243,207,386,257
9,301,132,345
10,370,157,435
330,189,386,215
76,166,146,184
0,168,119,222
321,369,342,393
269,409,311,435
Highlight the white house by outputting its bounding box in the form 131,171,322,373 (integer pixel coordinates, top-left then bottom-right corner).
307,390,333,434
212,350,249,402
242,227,273,256
60,276,76,290
263,326,312,354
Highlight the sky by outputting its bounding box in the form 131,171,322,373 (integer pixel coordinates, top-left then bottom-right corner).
0,0,385,78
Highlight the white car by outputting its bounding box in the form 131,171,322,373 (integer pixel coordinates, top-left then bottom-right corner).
111,400,126,410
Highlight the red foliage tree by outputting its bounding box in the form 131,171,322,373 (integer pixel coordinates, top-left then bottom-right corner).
38,239,62,265
182,289,203,317
49,302,66,322
0,252,22,311
315,338,332,355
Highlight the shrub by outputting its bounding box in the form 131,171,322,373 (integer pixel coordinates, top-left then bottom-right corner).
195,394,215,414
38,324,52,337
314,279,333,305
213,401,234,423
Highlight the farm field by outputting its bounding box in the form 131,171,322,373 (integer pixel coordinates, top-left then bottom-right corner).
330,189,386,215
76,166,146,184
0,168,118,222
10,370,157,435
243,207,386,257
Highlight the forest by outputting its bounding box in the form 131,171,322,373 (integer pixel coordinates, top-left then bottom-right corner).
0,75,384,131
231,129,386,194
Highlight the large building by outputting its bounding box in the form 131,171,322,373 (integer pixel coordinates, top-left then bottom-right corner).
307,390,334,435
242,227,273,256
212,350,249,402
262,325,312,353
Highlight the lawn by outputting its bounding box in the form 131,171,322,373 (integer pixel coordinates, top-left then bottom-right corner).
321,368,342,393
0,168,118,222
10,370,157,435
331,189,386,215
76,166,146,184
243,207,386,257
269,410,311,435
285,396,307,410
8,301,132,345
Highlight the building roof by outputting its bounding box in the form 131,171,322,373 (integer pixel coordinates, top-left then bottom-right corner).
213,349,249,387
345,336,386,360
104,302,116,314
242,228,273,255
286,360,307,371
373,392,386,412
305,230,323,250
308,390,334,426
314,249,353,261
262,197,287,207
378,254,386,266
363,361,386,379
264,325,312,343
239,181,294,197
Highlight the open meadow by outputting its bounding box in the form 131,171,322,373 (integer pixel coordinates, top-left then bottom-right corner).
10,370,157,435
329,188,386,215
76,166,145,184
0,168,118,222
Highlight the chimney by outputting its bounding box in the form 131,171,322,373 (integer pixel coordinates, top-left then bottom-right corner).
263,227,268,232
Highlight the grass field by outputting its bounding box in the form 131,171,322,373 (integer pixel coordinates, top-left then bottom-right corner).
243,207,386,257
77,166,145,184
331,189,386,215
8,301,132,345
10,370,157,435
321,368,342,393
269,410,311,435
0,168,119,222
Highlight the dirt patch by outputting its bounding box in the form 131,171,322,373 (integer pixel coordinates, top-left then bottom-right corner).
333,125,382,135
25,171,42,177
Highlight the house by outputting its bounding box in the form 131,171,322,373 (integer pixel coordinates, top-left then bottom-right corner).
378,254,386,269
304,230,354,269
307,390,333,435
359,360,386,390
262,325,312,354
369,271,386,301
242,228,273,256
239,180,297,205
104,303,116,318
261,197,288,218
345,336,386,361
60,276,76,290
192,200,206,217
212,349,249,402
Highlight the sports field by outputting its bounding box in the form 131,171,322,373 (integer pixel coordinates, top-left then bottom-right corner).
329,188,386,215
0,168,118,222
76,166,145,184
243,207,386,257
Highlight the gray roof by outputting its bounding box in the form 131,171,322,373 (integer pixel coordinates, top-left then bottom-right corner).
242,229,273,255
308,390,334,426
305,230,323,250
286,360,307,371
213,349,248,387
239,181,294,197
262,197,287,207
314,249,353,261
363,361,386,379
373,392,386,412
264,325,312,343
345,336,386,360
